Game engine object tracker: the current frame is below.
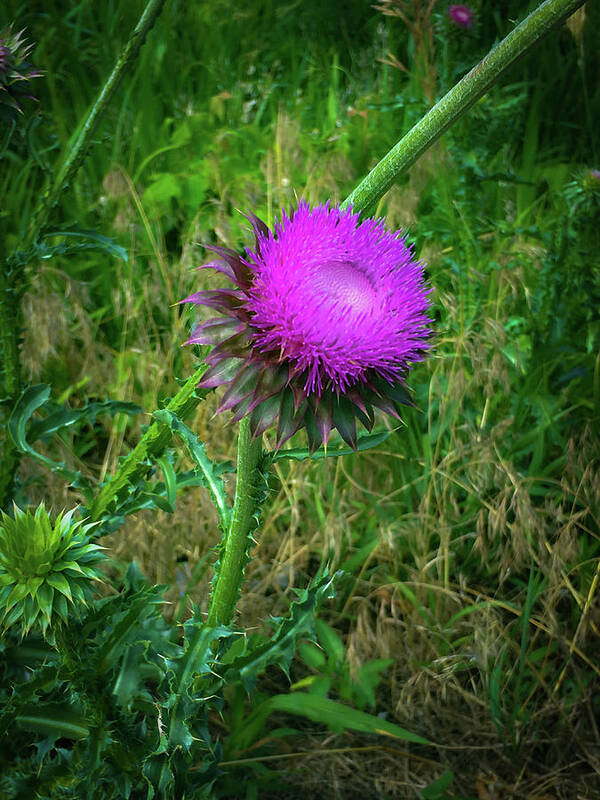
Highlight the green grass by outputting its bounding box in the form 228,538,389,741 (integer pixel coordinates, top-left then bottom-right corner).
1,0,599,796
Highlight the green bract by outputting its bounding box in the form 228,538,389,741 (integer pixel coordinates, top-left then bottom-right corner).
0,504,105,636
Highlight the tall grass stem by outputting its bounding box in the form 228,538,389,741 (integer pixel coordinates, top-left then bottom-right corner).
0,266,22,509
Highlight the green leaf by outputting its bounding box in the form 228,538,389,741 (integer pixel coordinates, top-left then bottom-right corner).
233,693,429,753
421,770,455,799
41,226,128,261
150,616,234,795
332,396,357,448
28,398,140,442
3,582,29,613
271,428,391,462
156,455,177,513
113,641,155,710
24,576,45,597
3,602,25,629
143,172,182,209
96,589,165,672
16,703,89,740
153,409,231,532
8,385,140,496
49,592,67,624
45,573,73,601
296,640,327,671
8,383,50,452
315,618,345,664
222,571,340,693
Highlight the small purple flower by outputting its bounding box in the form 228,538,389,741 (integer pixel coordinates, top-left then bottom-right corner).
590,169,600,182
448,4,474,29
182,201,431,450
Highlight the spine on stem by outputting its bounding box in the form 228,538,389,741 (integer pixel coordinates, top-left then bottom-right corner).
207,417,267,628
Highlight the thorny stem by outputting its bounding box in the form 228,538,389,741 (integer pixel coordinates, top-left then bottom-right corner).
207,417,264,627
341,0,586,214
88,365,208,523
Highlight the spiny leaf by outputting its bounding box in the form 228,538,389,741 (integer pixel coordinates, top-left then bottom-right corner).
222,570,341,691
8,385,140,497
39,226,129,260
152,409,232,532
16,703,89,741
28,398,140,442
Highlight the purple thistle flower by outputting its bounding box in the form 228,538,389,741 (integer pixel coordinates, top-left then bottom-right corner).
182,201,432,450
448,4,474,29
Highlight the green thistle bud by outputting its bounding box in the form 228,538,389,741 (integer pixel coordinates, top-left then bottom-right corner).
0,504,105,637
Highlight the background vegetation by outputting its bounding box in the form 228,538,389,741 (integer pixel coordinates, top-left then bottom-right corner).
1,0,599,797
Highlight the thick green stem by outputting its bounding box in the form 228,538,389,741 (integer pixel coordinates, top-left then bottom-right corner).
88,365,207,522
22,0,167,251
207,417,264,627
341,0,585,214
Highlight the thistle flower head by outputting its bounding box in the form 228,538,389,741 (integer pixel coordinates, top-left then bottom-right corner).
0,504,105,637
448,4,474,29
0,25,43,123
183,201,431,450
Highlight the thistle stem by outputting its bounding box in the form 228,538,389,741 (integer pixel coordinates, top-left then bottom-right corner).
207,417,264,627
341,0,585,215
88,365,208,523
22,0,167,251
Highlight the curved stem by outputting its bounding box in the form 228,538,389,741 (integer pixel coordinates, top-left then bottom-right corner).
207,417,264,627
22,0,167,251
342,0,585,215
88,364,208,523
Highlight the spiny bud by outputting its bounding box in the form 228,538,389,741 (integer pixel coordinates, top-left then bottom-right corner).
0,503,105,637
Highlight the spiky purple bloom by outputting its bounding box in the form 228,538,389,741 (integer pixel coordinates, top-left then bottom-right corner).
448,4,474,29
182,201,431,450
